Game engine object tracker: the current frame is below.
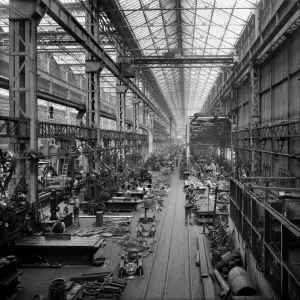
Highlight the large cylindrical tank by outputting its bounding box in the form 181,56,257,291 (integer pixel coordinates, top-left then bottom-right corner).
228,267,256,296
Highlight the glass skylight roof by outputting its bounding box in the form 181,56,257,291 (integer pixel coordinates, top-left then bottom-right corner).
0,0,259,129
116,0,259,126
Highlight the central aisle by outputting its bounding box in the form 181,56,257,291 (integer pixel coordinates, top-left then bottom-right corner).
122,168,204,300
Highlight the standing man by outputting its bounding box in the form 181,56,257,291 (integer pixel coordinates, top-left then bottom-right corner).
200,171,205,182
185,190,194,225
206,177,213,194
185,199,192,226
211,162,216,177
72,195,80,228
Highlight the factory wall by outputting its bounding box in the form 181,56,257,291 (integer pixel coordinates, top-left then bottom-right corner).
261,25,299,179
213,22,300,182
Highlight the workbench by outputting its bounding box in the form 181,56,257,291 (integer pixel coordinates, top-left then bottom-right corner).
103,198,143,211
15,236,104,265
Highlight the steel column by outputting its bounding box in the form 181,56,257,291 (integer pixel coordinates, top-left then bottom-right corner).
85,0,104,170
250,65,261,176
230,88,238,176
186,120,190,168
149,110,155,131
9,0,45,210
132,97,140,154
132,98,141,133
116,84,127,161
142,103,149,127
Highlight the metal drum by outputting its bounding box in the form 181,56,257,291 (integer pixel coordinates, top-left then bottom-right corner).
228,267,256,296
48,278,66,300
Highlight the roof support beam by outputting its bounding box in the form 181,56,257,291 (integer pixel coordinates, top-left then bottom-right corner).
122,55,234,65
40,0,167,123
103,7,259,12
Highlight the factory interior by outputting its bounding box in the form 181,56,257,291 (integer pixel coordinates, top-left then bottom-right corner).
1,0,300,300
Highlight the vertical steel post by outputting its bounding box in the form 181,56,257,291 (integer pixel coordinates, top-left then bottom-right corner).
186,119,190,168
230,89,238,177
250,65,260,176
85,0,103,170
9,0,45,215
142,103,148,127
116,84,127,161
169,118,172,145
132,97,140,153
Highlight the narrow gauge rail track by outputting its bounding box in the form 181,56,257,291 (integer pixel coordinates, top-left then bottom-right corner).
139,169,194,300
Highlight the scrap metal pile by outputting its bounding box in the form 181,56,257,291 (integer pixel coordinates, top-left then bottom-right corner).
55,270,127,300
73,217,132,238
197,229,258,299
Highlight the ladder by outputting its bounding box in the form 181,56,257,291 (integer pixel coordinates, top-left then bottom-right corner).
212,186,230,225
61,159,69,176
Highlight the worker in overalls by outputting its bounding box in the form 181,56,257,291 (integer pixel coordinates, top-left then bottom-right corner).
211,162,217,177
185,198,193,226
185,189,195,225
73,196,80,228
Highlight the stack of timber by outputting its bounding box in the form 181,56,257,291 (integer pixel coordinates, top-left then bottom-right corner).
198,233,215,300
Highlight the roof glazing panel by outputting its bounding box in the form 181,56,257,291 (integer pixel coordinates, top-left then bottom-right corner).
1,0,259,130
116,0,259,126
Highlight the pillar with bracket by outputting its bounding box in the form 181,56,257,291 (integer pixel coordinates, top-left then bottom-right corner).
149,110,155,131
116,84,128,161
132,97,141,154
9,0,46,215
142,103,149,127
85,0,104,171
148,110,155,154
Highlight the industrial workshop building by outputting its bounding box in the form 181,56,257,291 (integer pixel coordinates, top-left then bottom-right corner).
0,0,300,300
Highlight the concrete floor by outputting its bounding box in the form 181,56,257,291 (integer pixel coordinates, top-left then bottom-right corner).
14,169,206,300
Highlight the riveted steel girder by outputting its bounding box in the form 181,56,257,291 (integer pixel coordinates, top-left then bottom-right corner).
119,55,234,66
40,0,167,123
